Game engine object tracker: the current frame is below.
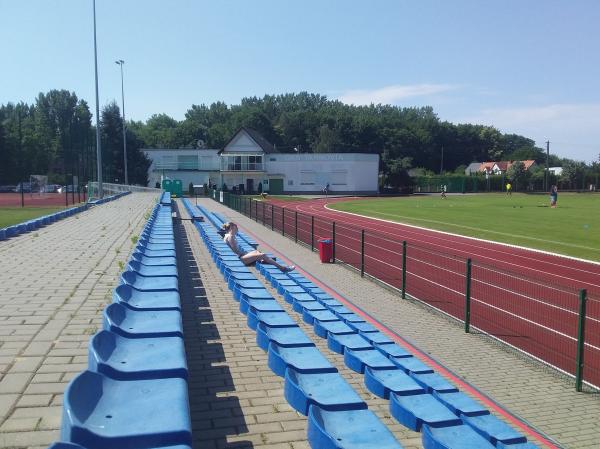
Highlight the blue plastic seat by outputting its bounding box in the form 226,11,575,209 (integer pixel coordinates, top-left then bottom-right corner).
391,356,434,374
268,344,337,377
303,309,338,325
0,229,6,240
375,343,413,359
332,305,354,315
359,331,395,345
364,367,424,399
284,370,366,416
138,242,176,251
284,292,315,304
131,252,176,267
341,313,366,324
344,348,397,373
133,247,176,258
228,278,263,291
432,391,487,416
127,261,178,278
411,374,459,394
313,319,355,339
292,300,327,314
120,271,178,292
61,371,191,448
248,310,298,328
240,299,284,315
327,333,372,354
319,298,344,308
112,284,180,311
89,330,187,380
462,414,527,446
307,407,404,449
282,285,307,296
237,288,274,302
389,393,461,431
422,424,497,449
348,321,379,333
256,323,315,351
103,303,183,338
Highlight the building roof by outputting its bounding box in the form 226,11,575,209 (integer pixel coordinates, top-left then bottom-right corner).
218,127,275,155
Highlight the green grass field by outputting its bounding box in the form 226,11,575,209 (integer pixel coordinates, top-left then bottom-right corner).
0,207,63,229
253,195,309,202
329,193,600,261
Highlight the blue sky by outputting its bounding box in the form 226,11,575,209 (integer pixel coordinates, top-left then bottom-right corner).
2,0,599,161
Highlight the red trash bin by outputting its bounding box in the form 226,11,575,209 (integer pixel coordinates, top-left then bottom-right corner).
318,238,333,263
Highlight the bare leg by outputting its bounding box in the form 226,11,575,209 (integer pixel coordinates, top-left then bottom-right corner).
240,250,294,271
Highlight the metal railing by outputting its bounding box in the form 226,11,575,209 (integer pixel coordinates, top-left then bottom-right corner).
212,190,599,391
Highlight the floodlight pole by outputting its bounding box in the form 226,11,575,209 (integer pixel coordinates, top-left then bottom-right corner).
115,59,128,185
93,0,103,198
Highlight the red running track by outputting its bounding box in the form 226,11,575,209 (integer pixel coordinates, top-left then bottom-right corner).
263,197,600,387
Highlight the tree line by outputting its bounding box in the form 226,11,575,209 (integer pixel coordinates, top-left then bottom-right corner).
0,89,150,186
1,90,597,189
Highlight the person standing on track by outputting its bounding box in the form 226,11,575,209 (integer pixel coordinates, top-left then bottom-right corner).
550,185,558,208
222,222,295,272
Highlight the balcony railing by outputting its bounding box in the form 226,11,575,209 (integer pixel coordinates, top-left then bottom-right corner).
220,162,264,171
153,161,220,171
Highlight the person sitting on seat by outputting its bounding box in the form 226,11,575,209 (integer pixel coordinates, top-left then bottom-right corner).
222,222,295,272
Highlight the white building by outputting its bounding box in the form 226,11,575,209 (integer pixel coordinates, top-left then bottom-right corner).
143,148,220,189
144,128,379,194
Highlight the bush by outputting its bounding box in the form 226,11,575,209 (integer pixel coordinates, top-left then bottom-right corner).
257,182,263,194
188,182,194,196
222,183,228,192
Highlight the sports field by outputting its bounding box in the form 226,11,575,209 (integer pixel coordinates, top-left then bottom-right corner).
328,193,600,261
0,207,64,228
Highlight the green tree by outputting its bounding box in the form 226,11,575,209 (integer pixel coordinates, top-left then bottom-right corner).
506,161,531,191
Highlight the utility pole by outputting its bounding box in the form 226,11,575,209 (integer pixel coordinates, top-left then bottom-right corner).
440,145,444,175
545,140,550,191
92,0,103,198
115,60,128,185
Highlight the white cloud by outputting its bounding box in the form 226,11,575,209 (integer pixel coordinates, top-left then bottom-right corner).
457,104,600,162
337,83,458,106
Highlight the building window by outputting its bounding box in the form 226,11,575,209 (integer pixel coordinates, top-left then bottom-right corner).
288,180,294,186
331,170,347,185
300,171,316,185
178,155,198,170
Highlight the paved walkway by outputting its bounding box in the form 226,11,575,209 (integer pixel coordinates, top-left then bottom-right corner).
197,198,600,449
0,193,157,449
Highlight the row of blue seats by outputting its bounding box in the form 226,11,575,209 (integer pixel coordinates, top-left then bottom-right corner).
87,190,131,205
196,205,258,247
204,206,540,449
0,204,88,241
159,191,172,206
183,199,406,449
48,201,192,449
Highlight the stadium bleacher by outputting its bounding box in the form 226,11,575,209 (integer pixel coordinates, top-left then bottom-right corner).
189,199,540,449
48,193,192,449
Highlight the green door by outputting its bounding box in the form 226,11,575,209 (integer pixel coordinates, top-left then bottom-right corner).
269,178,283,195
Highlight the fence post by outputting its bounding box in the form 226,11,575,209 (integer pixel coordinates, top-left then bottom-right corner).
401,241,407,298
65,183,68,207
271,205,274,231
361,230,365,277
262,201,265,225
295,211,298,243
20,182,24,207
332,222,336,263
465,258,472,333
576,288,588,392
282,208,285,236
311,216,314,251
